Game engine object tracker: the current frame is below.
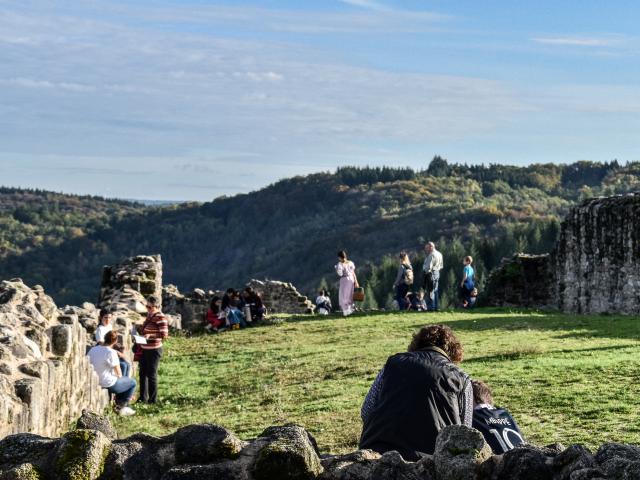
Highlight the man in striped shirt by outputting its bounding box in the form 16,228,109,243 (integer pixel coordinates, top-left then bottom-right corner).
138,295,169,404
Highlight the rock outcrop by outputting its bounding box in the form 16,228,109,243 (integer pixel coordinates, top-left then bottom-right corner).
481,254,552,308
0,280,108,439
2,415,638,480
554,193,640,314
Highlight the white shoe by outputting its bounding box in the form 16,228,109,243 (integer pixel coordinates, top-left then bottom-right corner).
118,406,136,416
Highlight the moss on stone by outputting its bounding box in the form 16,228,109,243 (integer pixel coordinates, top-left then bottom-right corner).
54,429,110,480
0,463,43,480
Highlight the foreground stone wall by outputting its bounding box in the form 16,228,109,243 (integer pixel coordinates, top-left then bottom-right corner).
481,254,552,308
554,193,640,314
0,280,108,439
1,412,637,480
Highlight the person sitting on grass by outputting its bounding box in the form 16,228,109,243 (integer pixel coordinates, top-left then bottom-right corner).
241,286,266,322
95,309,131,377
88,331,137,416
359,324,472,460
315,289,332,315
226,292,247,329
471,379,525,454
410,290,428,311
205,296,226,333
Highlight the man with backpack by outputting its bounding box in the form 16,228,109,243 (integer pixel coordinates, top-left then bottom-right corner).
393,252,413,310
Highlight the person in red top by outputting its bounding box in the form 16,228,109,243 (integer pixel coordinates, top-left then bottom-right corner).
137,295,169,404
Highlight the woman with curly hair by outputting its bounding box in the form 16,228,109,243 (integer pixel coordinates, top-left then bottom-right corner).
359,324,473,460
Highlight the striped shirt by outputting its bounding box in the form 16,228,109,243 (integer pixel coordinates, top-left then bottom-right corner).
141,311,169,350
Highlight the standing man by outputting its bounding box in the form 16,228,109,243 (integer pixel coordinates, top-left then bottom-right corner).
423,242,443,311
138,295,169,404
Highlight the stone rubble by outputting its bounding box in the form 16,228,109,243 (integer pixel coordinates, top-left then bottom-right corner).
2,414,639,480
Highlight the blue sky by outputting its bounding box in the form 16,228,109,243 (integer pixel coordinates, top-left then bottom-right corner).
1,0,639,201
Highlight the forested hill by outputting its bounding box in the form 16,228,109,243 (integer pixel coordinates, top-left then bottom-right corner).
1,158,638,307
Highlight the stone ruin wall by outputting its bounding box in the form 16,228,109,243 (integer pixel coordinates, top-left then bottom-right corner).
554,193,640,314
163,279,315,331
0,280,108,439
481,254,552,308
1,411,638,480
485,193,640,314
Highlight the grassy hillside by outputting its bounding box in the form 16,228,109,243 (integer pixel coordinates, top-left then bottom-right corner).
111,309,640,453
1,159,639,305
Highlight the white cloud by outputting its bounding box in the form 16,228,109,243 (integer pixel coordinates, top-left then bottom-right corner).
337,0,390,12
531,36,623,47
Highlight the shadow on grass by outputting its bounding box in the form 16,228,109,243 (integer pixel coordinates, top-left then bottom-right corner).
438,312,640,341
465,343,639,364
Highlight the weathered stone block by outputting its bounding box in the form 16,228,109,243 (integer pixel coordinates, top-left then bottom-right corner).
75,410,117,440
53,429,110,480
434,425,492,480
50,325,72,356
253,424,323,480
174,424,243,464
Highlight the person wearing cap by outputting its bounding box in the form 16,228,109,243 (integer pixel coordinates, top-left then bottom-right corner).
137,295,169,404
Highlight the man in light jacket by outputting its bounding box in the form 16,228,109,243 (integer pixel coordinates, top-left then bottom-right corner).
423,242,443,311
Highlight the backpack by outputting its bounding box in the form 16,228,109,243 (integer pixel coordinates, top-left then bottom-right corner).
403,265,414,285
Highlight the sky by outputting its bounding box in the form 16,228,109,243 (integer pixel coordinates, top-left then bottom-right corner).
1,0,639,201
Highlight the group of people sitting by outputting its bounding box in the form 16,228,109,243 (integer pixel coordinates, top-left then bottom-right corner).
205,286,266,332
359,324,524,458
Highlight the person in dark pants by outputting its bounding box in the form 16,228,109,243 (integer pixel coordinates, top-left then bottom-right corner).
138,295,169,404
359,324,473,460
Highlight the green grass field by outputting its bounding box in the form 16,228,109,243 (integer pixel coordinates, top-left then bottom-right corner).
110,309,640,453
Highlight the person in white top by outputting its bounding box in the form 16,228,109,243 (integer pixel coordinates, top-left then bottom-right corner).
335,250,358,316
88,331,137,416
422,242,444,311
94,309,113,344
95,309,131,378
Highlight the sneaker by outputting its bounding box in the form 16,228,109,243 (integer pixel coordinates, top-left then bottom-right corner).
118,406,136,416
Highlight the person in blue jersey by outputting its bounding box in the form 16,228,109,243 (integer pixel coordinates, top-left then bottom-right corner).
471,379,525,454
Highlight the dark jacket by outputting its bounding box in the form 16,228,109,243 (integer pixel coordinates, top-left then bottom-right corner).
359,347,469,460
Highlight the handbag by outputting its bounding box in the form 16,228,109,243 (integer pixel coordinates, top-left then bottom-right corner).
352,287,365,302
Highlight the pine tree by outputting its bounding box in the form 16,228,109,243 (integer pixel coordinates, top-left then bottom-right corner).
362,284,379,310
